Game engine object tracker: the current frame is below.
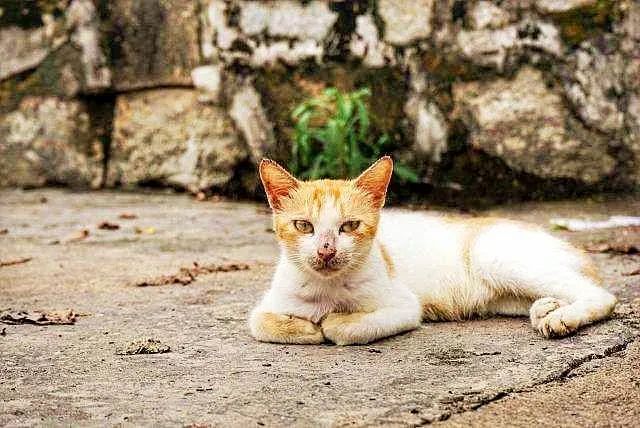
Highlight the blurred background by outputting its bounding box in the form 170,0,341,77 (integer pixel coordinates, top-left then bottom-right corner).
1,0,639,207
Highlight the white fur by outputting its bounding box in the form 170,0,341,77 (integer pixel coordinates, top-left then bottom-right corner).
250,210,617,345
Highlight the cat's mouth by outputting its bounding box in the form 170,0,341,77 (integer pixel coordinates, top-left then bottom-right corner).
309,258,346,276
314,265,341,274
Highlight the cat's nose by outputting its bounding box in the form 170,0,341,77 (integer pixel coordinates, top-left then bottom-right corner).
317,245,336,262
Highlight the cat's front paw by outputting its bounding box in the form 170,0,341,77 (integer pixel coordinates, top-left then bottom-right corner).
321,312,371,345
530,297,578,338
250,312,324,344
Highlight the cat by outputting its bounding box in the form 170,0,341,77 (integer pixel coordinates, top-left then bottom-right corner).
249,157,617,345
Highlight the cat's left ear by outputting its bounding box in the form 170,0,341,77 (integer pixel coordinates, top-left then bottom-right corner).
354,156,393,208
259,159,299,210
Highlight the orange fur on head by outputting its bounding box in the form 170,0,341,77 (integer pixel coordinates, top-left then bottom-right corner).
259,157,394,274
272,179,381,251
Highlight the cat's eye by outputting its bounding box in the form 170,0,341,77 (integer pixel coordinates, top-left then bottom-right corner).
340,220,360,233
293,220,314,234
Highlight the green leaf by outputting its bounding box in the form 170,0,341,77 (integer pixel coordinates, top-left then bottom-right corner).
393,163,420,183
323,87,339,98
356,101,370,141
290,86,407,181
291,103,308,120
309,155,325,179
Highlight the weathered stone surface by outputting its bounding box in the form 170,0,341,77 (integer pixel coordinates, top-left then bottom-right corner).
108,89,245,192
104,0,200,90
201,0,239,55
619,1,640,184
535,0,597,14
468,1,512,30
456,20,563,71
0,97,103,188
627,91,640,185
238,1,337,41
191,64,223,103
0,0,111,105
563,41,625,134
201,0,337,67
404,95,448,162
1,0,638,194
65,0,111,91
229,84,275,163
1,0,110,91
248,40,325,67
453,67,616,184
378,0,434,46
0,24,57,81
349,14,395,68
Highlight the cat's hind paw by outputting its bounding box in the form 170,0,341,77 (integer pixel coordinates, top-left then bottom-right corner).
530,297,577,338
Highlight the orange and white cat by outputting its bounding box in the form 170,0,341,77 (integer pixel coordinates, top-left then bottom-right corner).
249,157,617,345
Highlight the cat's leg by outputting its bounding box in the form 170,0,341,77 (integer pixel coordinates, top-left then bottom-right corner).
486,272,615,338
321,299,422,345
527,273,617,338
473,224,617,338
249,310,324,344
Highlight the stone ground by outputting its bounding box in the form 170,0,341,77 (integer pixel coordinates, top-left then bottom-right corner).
1,189,639,427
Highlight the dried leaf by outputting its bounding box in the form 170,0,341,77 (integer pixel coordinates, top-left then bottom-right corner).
0,309,78,325
97,221,120,230
0,228,8,235
116,338,170,355
188,261,250,274
134,262,250,287
135,271,195,287
0,257,32,267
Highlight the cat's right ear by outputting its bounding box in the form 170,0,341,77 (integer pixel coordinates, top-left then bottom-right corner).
259,159,299,210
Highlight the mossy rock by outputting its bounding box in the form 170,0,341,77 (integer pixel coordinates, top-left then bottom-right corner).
0,0,66,29
0,44,85,114
547,0,620,46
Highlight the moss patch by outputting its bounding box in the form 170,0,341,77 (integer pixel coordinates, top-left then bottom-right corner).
548,0,620,47
0,0,66,29
0,44,85,114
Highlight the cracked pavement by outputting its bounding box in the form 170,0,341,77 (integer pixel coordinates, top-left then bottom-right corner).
1,190,639,426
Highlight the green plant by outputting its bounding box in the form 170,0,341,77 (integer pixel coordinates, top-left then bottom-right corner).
289,87,419,182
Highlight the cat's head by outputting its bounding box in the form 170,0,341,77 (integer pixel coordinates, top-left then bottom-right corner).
259,157,392,279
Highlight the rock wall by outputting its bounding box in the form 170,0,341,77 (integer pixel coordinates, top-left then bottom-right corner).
1,0,639,203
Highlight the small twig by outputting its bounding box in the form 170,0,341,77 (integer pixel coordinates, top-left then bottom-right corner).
622,268,640,276
0,257,32,267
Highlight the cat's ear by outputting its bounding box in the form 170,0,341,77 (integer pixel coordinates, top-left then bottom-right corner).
259,159,299,210
354,156,393,208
